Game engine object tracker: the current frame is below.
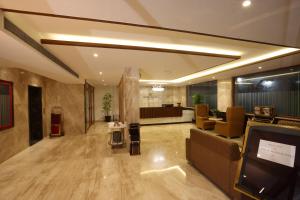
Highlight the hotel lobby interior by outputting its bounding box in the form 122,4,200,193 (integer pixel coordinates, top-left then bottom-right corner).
1,0,300,199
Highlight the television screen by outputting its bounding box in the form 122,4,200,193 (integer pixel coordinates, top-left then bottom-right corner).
236,126,300,199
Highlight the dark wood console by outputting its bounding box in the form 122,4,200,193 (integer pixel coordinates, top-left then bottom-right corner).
140,107,183,118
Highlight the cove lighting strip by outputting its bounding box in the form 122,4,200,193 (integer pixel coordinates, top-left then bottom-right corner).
46,33,242,56
238,71,300,82
45,34,299,84
140,47,299,84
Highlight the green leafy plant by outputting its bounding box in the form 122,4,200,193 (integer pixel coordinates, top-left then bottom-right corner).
192,94,204,105
102,93,112,116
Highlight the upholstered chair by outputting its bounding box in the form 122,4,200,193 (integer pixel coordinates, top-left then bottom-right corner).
195,104,215,130
214,107,245,138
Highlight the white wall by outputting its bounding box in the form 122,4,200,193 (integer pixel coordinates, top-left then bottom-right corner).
94,85,119,121
140,86,186,107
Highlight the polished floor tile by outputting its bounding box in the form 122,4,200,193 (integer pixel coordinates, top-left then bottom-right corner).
0,123,229,200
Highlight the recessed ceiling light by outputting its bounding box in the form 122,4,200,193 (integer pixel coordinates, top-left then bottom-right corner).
102,79,104,82
93,53,98,58
20,71,25,74
237,77,243,82
242,0,251,7
99,72,103,75
258,66,262,69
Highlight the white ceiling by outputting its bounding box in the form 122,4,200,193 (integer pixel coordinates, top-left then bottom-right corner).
1,0,299,47
0,0,300,85
0,30,81,83
43,45,235,85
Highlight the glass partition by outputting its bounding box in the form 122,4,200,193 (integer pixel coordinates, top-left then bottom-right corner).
186,80,217,109
234,66,300,117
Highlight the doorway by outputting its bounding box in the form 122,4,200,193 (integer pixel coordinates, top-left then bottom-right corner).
28,86,43,145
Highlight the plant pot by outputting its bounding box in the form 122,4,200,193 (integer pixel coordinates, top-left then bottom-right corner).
105,116,111,122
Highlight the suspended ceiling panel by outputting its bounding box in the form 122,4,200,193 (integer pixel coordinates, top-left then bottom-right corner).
1,0,300,47
0,7,299,85
44,45,234,85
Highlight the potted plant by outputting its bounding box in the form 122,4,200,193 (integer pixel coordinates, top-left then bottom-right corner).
102,93,112,122
192,93,204,105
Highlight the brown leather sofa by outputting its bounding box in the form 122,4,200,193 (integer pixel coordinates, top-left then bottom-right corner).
186,128,242,200
195,104,216,130
214,107,245,138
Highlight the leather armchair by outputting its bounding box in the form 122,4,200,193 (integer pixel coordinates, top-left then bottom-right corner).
214,107,245,138
195,104,215,130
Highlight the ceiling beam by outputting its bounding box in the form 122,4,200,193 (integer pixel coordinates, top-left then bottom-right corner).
40,39,240,59
1,8,299,49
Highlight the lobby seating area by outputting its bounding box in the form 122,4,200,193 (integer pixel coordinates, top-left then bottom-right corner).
186,128,241,199
195,104,216,130
0,1,300,200
196,105,246,138
187,120,300,200
214,107,245,138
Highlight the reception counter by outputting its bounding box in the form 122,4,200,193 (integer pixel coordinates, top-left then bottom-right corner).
140,107,183,118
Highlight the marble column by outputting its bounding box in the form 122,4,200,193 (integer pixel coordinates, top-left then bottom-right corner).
119,67,140,143
217,79,233,112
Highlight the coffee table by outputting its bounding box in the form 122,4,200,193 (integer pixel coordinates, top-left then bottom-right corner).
208,117,223,121
108,122,126,148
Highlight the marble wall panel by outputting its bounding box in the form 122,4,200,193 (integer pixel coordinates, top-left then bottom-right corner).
217,79,233,112
140,86,186,107
0,67,46,163
45,78,84,136
0,67,84,163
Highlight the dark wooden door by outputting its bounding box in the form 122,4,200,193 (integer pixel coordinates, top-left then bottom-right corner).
28,86,43,145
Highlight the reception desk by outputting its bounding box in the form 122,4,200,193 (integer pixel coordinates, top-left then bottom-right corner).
140,107,183,118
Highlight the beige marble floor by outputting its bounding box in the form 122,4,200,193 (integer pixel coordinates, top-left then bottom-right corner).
0,123,230,200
